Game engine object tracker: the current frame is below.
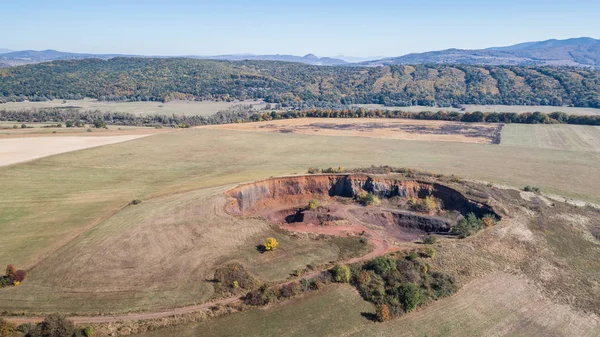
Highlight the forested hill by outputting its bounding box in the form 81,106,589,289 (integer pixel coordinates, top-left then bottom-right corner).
1,57,599,108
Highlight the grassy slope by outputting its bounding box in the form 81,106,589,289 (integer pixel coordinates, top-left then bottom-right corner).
139,273,599,337
501,124,600,152
2,128,599,270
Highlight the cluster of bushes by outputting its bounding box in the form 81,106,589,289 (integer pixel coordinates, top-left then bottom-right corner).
212,263,259,296
11,314,93,337
1,265,26,288
451,213,498,238
336,253,456,322
408,196,441,215
523,185,541,193
243,273,331,306
307,166,345,174
355,191,380,206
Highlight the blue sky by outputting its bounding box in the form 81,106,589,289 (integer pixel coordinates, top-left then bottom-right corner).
2,0,599,57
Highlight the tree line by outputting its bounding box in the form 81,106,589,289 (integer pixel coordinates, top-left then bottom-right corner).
1,58,600,108
2,107,599,127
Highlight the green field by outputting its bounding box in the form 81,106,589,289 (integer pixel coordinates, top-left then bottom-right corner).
0,98,267,116
501,124,600,152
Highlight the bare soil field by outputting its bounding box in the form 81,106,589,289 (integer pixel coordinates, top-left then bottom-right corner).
206,118,503,144
0,98,267,116
501,124,600,152
0,134,152,166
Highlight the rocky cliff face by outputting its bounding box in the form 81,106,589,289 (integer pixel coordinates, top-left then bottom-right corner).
225,174,496,218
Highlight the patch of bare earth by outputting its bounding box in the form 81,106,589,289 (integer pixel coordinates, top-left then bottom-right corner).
0,134,152,166
204,118,503,144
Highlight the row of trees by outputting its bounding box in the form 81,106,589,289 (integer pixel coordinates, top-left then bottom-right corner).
1,58,599,107
3,106,600,127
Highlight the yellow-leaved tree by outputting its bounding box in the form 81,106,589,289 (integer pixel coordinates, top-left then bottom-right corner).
264,238,279,251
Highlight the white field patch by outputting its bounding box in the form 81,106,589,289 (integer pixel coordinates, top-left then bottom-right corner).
0,135,149,166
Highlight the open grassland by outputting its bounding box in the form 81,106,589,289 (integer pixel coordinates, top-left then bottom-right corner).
147,273,598,337
0,98,267,116
206,118,502,144
0,135,153,166
0,128,599,314
0,122,163,137
0,186,364,313
501,124,600,152
140,284,374,337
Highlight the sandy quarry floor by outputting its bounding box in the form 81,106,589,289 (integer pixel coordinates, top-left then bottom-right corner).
0,135,150,166
205,118,503,144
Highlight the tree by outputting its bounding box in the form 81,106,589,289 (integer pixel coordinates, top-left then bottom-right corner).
65,120,74,128
366,257,396,275
307,199,319,210
263,237,279,251
13,270,26,282
376,304,390,322
331,264,351,283
5,265,15,278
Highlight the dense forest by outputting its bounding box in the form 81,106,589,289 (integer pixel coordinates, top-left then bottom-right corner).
0,58,600,108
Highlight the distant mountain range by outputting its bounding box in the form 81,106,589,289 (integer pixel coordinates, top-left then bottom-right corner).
1,37,599,68
0,50,347,67
363,37,600,67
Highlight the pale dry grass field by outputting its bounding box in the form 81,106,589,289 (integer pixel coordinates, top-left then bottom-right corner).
0,98,267,116
0,128,599,316
0,134,152,166
0,186,360,313
501,124,600,152
206,118,502,144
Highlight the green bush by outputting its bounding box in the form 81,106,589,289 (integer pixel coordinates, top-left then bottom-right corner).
83,326,94,337
307,199,319,210
423,247,436,259
396,283,423,312
451,212,484,238
430,272,457,299
366,257,396,275
523,185,540,193
331,264,351,283
422,234,436,244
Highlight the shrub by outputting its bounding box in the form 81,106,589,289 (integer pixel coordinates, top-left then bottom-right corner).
37,314,75,337
307,199,319,210
375,304,391,322
406,252,418,261
65,120,74,128
355,270,371,286
482,214,498,228
422,234,436,244
409,196,440,214
311,278,324,290
279,282,300,298
331,264,351,283
263,237,279,251
366,257,396,275
430,272,457,299
523,185,540,193
355,191,380,206
396,283,423,312
451,212,484,238
130,199,142,205
83,326,94,337
423,247,436,259
21,124,27,129
5,265,15,278
0,318,15,337
213,263,258,295
0,277,9,288
307,167,320,174
244,285,277,306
